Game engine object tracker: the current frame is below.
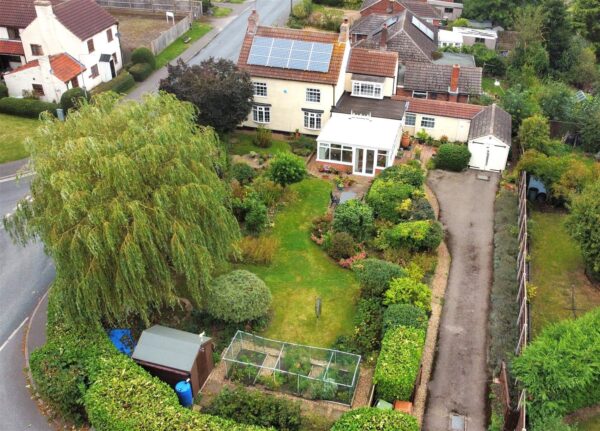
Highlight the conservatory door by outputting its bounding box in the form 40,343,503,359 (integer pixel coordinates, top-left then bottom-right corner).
353,148,375,176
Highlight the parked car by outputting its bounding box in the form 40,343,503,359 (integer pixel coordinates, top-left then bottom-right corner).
527,176,547,202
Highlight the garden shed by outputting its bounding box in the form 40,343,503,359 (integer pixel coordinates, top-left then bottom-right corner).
467,104,512,172
132,325,214,396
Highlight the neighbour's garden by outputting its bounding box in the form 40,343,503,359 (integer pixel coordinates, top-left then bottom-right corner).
0,113,37,163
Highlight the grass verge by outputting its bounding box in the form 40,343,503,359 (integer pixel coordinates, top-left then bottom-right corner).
0,113,37,164
155,22,213,68
529,210,600,336
212,6,233,17
225,132,291,156
240,178,360,347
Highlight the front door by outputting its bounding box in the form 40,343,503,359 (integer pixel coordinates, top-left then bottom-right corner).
353,148,376,176
109,60,116,78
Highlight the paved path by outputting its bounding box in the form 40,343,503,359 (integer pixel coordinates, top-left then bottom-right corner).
423,170,499,431
0,174,54,431
127,0,295,100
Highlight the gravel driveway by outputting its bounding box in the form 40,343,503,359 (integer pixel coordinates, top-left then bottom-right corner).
423,169,499,431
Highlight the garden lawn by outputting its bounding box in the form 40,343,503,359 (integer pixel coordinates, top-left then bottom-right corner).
482,76,506,98
155,22,212,68
0,113,37,163
226,132,291,156
240,178,360,347
212,6,232,17
529,210,600,336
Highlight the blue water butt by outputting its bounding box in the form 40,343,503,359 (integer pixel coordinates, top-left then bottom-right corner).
175,380,193,407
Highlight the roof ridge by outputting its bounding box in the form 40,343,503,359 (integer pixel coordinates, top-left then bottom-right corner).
489,103,496,135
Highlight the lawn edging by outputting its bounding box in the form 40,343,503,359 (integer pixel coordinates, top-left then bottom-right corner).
411,181,451,425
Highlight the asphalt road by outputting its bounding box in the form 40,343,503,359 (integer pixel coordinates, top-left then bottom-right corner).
188,0,294,64
423,170,499,431
0,175,55,430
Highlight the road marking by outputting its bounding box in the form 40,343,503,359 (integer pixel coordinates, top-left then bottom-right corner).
0,171,35,184
0,318,29,353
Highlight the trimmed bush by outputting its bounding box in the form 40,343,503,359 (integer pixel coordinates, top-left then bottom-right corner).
383,304,429,334
331,407,419,431
378,162,425,187
205,386,301,430
384,276,432,313
434,143,471,171
0,82,8,99
408,197,435,221
0,97,58,118
129,62,154,82
249,177,284,208
512,308,600,423
349,298,384,355
366,178,415,222
352,258,406,299
374,327,425,402
332,199,374,241
379,220,443,252
268,152,306,187
60,87,89,112
232,163,256,185
205,270,272,323
85,353,268,431
325,231,357,261
131,47,156,69
92,71,135,94
244,197,268,234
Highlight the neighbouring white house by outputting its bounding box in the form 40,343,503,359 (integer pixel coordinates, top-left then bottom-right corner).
467,104,512,171
0,0,122,102
438,27,498,50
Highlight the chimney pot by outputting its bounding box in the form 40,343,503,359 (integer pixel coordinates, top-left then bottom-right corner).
386,0,393,14
247,9,259,35
380,23,388,50
339,17,349,43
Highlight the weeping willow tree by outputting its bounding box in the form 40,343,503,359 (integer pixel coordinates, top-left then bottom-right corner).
4,92,240,324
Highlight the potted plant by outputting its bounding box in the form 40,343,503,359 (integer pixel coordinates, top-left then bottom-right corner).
401,131,411,149
335,176,344,190
416,129,429,144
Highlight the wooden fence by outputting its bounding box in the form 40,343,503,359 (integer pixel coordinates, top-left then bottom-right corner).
150,14,191,54
96,0,202,16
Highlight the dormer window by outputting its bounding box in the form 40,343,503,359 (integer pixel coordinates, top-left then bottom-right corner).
352,81,383,99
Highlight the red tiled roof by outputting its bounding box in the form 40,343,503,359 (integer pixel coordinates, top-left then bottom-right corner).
347,48,397,77
49,53,85,81
393,95,484,119
238,27,346,85
0,0,115,41
0,40,25,56
53,0,117,40
5,53,85,82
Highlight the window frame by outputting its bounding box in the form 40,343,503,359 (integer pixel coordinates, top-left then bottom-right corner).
87,38,95,53
253,82,267,97
317,142,353,165
305,88,321,103
303,111,322,130
30,44,43,56
252,105,271,124
404,113,416,126
351,81,383,99
90,64,99,78
444,7,453,13
420,116,435,129
7,27,20,40
412,90,428,99
376,150,388,168
107,29,113,42
32,83,45,97
475,37,485,44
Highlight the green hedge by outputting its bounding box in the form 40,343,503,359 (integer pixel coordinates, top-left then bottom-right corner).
379,220,444,252
0,82,8,98
434,144,471,171
204,386,301,430
60,87,89,112
378,162,425,187
0,97,58,118
92,71,135,94
131,47,156,69
85,353,270,431
374,327,425,402
330,407,419,431
352,258,406,299
512,308,600,423
382,304,429,334
129,62,154,82
366,178,416,223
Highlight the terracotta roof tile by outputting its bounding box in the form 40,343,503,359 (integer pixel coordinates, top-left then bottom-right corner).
393,95,484,119
347,48,397,77
5,59,40,74
49,53,86,81
0,40,25,56
238,26,346,85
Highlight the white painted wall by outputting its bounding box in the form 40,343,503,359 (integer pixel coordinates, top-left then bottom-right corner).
20,3,121,91
403,112,471,142
468,135,509,171
0,27,9,39
343,73,396,97
4,57,68,103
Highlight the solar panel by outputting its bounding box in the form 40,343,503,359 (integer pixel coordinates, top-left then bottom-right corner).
247,36,333,73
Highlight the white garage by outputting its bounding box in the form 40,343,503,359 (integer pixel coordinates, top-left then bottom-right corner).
467,104,512,172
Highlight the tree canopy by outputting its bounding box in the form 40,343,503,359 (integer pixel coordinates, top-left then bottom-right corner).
159,58,253,133
567,180,600,278
4,93,240,324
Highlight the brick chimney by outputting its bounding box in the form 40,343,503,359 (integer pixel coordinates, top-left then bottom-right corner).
386,0,393,13
247,9,258,35
339,17,349,43
380,23,388,50
449,64,460,102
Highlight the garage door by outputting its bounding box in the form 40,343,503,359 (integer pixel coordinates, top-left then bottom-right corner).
468,140,509,171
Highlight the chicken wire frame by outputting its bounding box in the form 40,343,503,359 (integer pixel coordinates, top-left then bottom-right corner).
222,330,361,406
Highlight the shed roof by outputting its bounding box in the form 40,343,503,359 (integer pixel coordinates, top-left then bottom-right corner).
334,92,407,120
468,103,512,145
132,325,211,372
